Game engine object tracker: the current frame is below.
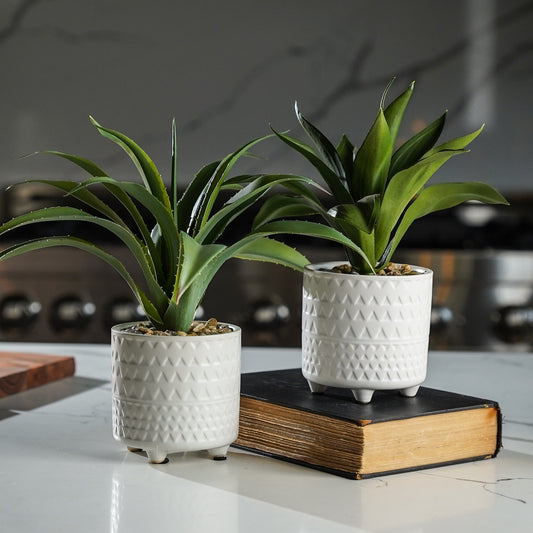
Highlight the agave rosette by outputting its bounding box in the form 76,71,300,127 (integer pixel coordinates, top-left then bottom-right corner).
254,81,509,274
0,118,364,331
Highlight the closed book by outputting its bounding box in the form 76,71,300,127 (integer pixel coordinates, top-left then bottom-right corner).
234,368,502,479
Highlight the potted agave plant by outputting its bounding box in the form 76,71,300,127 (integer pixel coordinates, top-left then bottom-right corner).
253,80,509,403
0,117,329,463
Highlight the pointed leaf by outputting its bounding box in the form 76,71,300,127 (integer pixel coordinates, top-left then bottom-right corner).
89,117,171,211
196,134,273,232
327,194,381,236
38,150,108,177
423,125,484,159
389,112,446,177
13,179,125,227
272,128,353,204
383,81,414,148
196,174,316,243
70,177,179,285
385,182,509,262
374,149,467,259
68,176,163,279
336,134,355,180
295,103,345,178
254,219,375,273
171,119,179,225
234,237,309,270
172,232,226,304
351,108,392,199
178,160,220,233
252,195,320,230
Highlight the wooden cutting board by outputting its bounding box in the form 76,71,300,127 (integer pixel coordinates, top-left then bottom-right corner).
0,352,75,397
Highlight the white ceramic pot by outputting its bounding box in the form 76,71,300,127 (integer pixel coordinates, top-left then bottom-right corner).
302,262,433,403
111,322,241,463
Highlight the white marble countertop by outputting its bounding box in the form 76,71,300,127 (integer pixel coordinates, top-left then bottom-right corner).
0,342,532,533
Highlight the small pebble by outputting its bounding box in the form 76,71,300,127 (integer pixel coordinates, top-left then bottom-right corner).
127,318,233,337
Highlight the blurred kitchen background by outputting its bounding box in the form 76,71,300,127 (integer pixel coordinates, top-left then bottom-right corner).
0,0,532,350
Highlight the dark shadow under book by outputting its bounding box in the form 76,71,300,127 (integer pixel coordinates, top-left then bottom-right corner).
234,368,502,479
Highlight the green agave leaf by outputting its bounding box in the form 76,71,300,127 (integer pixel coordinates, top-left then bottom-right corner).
252,195,320,230
197,174,322,244
172,231,226,305
196,135,274,233
171,119,179,225
68,176,164,280
161,292,200,332
280,177,329,205
388,112,446,177
295,103,346,178
0,236,164,328
14,179,125,227
327,194,381,236
374,148,467,259
336,134,355,181
254,219,375,273
70,177,179,287
178,160,220,234
272,128,353,204
38,150,108,177
220,173,259,187
351,108,392,199
0,206,167,309
423,124,484,159
234,236,309,270
385,182,509,262
89,117,171,211
383,81,414,148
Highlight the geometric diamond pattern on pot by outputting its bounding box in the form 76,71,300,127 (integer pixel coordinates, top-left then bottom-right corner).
302,262,432,394
112,396,239,446
111,322,241,455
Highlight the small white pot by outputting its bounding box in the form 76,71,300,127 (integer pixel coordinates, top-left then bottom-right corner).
111,322,241,463
302,262,433,403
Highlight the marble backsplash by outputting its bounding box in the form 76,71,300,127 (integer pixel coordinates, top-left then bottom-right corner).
1,0,532,193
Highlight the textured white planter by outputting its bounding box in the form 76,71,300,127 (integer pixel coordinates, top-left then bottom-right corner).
302,262,433,403
111,322,241,463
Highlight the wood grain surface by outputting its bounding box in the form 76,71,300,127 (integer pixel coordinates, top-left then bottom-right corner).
0,352,75,397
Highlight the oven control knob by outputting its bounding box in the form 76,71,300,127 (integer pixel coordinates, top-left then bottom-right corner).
252,300,290,325
51,296,96,331
106,299,145,327
492,305,533,343
0,295,41,328
430,305,453,332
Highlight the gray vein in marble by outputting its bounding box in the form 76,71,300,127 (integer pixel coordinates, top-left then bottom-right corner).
0,0,43,44
308,0,533,124
482,477,532,504
181,45,308,135
1,0,146,46
23,26,145,45
424,472,533,504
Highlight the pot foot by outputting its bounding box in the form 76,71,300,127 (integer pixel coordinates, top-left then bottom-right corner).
127,446,143,453
401,385,420,398
307,379,327,394
352,388,374,404
208,444,230,460
146,447,168,464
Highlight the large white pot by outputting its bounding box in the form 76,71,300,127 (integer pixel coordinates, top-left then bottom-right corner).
302,262,433,403
111,322,241,463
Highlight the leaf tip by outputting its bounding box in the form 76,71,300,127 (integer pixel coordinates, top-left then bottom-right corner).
89,116,101,129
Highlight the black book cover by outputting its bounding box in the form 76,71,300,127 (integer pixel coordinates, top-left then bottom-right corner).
235,368,502,479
